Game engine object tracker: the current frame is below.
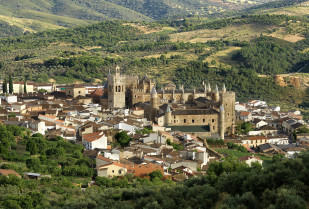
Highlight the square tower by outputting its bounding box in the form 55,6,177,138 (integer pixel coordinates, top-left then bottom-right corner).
107,66,126,109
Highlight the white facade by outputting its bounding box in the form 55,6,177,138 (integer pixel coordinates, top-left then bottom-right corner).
1,95,17,104
83,132,108,150
235,103,247,112
114,122,139,134
29,121,46,135
142,133,166,144
11,103,26,113
255,121,268,128
103,150,120,161
248,131,262,136
267,137,289,145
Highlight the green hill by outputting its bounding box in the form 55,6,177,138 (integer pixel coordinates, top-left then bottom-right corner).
0,0,308,106
0,0,284,34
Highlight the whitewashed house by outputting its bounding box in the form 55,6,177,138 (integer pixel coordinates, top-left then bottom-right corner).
82,131,108,150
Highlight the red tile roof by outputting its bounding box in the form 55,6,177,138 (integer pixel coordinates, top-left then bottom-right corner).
90,88,104,97
96,155,113,162
97,162,125,169
240,111,250,116
83,131,105,142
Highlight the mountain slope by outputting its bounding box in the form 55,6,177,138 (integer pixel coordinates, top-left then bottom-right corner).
0,0,284,35
0,0,152,34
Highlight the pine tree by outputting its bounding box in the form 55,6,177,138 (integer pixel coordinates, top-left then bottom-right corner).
9,75,13,94
3,78,7,94
24,80,27,94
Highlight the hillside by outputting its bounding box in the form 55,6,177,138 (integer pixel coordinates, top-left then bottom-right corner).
0,0,308,106
0,0,282,34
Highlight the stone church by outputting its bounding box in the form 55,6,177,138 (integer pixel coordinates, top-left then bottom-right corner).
101,66,235,138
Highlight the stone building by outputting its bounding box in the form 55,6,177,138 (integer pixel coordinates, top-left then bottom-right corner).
102,66,236,138
107,66,126,108
65,84,86,98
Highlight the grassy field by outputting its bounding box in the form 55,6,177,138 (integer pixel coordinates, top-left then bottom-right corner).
169,23,276,43
215,148,273,167
204,46,241,66
258,0,309,16
124,23,176,35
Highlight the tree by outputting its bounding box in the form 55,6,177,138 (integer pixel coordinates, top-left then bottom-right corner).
2,78,7,94
240,122,253,134
115,131,131,147
26,158,40,170
148,170,163,181
24,80,27,94
26,140,38,156
8,75,13,94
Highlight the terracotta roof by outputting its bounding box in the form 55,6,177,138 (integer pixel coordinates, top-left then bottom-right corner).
90,88,104,97
97,162,125,169
82,131,105,142
96,155,113,162
240,111,250,116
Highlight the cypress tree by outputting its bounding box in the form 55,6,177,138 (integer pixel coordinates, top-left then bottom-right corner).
2,78,7,93
9,75,13,94
24,80,27,94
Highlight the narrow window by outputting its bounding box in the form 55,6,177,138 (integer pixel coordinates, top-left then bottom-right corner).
212,119,214,123
184,119,186,123
213,126,215,130
203,119,205,123
192,119,195,123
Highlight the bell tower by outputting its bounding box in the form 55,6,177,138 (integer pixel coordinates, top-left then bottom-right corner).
108,66,126,109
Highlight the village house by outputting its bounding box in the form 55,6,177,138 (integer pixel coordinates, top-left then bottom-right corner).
252,119,268,129
96,162,127,178
65,84,86,98
235,102,247,112
82,131,108,150
238,155,263,166
126,163,163,178
259,125,278,136
0,95,17,104
142,132,167,144
267,135,289,145
242,136,268,147
283,147,306,158
239,111,252,122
